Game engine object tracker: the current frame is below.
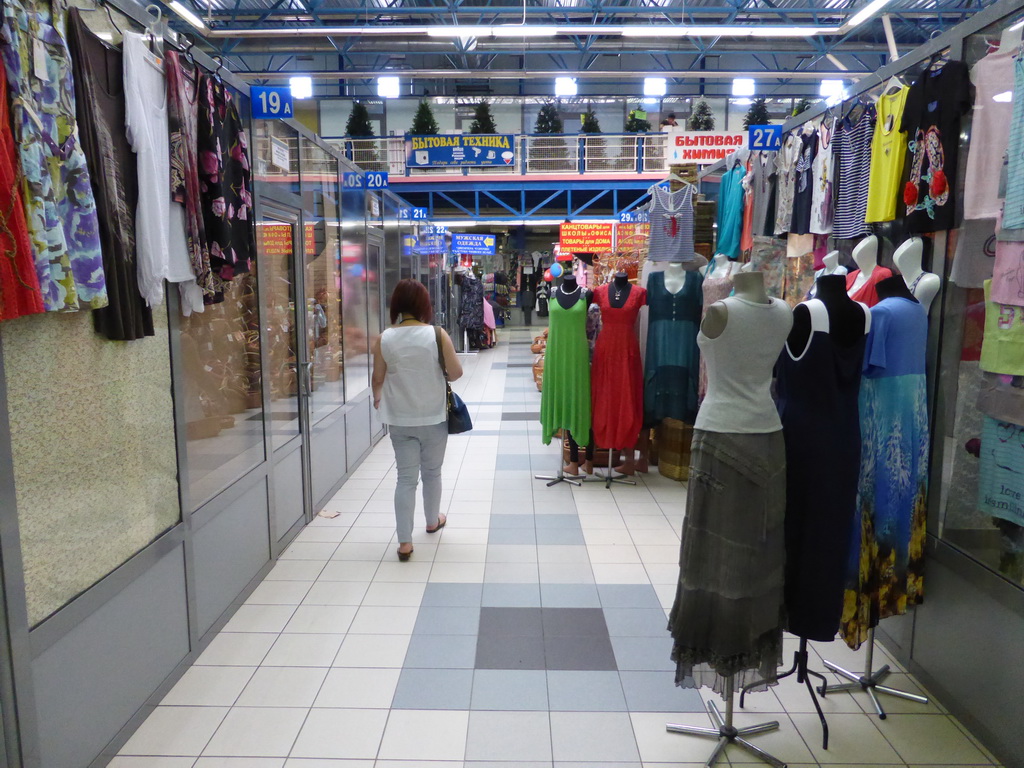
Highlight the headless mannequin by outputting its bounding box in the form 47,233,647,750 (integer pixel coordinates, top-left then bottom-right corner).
847,236,879,297
662,262,686,295
893,236,940,312
558,273,594,475
610,271,632,308
819,251,848,277
699,257,734,280
875,274,919,303
703,271,770,340
788,275,868,354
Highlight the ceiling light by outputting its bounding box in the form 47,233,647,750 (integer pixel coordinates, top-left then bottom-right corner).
168,0,209,32
490,25,559,37
621,25,839,38
289,76,313,99
994,90,1013,102
732,78,755,96
644,77,667,97
426,25,489,37
733,98,753,106
819,79,845,98
377,76,400,98
555,77,577,97
846,0,893,28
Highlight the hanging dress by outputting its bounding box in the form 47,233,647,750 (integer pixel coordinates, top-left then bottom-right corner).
716,154,746,259
774,133,799,236
809,116,836,236
845,266,893,307
67,10,153,340
647,184,696,263
591,283,646,449
777,299,869,641
644,270,702,426
0,49,42,321
841,296,929,650
2,0,107,311
540,294,591,444
698,262,733,401
832,104,877,240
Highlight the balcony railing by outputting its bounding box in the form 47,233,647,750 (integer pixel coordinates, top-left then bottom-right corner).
328,133,674,177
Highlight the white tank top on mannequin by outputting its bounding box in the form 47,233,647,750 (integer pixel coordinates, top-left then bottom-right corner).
379,326,448,426
696,296,794,434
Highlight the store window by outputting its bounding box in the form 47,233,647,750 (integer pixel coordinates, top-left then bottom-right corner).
341,181,371,397
935,13,1024,588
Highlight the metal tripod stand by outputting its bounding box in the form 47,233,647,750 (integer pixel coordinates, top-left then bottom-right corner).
818,628,928,719
597,450,636,489
740,637,829,749
667,677,788,768
534,449,584,487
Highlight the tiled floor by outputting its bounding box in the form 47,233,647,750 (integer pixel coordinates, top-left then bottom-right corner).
114,325,1003,768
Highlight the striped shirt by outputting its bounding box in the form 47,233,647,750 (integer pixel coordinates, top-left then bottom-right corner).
1003,56,1024,229
648,184,696,262
832,104,876,240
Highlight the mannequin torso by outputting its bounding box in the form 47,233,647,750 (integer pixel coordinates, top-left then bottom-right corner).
609,272,632,308
702,270,770,339
789,275,869,353
662,263,686,295
893,236,940,312
556,275,592,310
848,236,879,296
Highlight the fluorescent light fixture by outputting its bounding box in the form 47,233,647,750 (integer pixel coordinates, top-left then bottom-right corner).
289,76,313,99
819,78,845,98
555,77,577,97
644,77,667,97
642,97,658,106
491,25,559,36
732,78,755,96
621,25,839,37
1008,18,1024,32
426,25,489,37
426,25,590,37
168,0,208,32
377,75,400,98
733,98,752,106
846,0,892,28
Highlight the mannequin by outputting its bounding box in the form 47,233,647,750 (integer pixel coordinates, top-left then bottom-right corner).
845,235,893,307
818,250,848,277
875,274,919,302
663,262,686,295
609,271,632,307
699,257,734,280
893,236,940,312
669,268,793,696
789,275,867,352
555,273,592,309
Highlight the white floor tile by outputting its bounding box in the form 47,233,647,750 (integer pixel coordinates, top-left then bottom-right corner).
108,758,196,768
362,581,427,606
881,714,993,764
302,581,369,606
265,561,328,581
246,580,314,605
262,633,345,667
283,605,358,634
120,706,228,757
348,606,420,634
289,708,389,759
314,667,402,708
235,666,328,707
222,605,297,633
196,633,277,667
195,757,285,767
333,633,412,668
203,707,308,757
378,710,470,761
161,666,255,707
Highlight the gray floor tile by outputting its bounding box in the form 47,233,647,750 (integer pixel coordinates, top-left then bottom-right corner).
413,605,481,635
544,634,618,671
542,607,609,636
490,514,537,529
602,608,670,638
502,411,541,421
471,669,549,710
535,527,586,545
404,634,478,668
534,515,582,530
466,711,552,761
549,712,641,762
479,606,543,636
476,634,547,670
610,636,676,671
597,584,664,609
485,562,540,583
547,670,627,711
391,668,473,709
538,563,595,584
495,454,534,470
618,670,704,712
420,583,483,607
533,499,579,516
540,583,602,608
489,528,538,545
482,583,542,607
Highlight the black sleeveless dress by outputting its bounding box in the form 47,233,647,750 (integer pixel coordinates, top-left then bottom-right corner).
776,298,867,641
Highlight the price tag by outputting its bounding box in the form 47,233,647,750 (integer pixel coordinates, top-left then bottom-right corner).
343,172,364,189
619,211,649,223
251,86,294,119
748,124,782,151
364,171,389,189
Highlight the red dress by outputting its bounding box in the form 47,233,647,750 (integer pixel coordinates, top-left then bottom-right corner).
591,283,647,449
0,64,43,322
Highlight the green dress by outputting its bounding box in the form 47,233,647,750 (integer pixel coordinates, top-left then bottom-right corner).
540,296,591,444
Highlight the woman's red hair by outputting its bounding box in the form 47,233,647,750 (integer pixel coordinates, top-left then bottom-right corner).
389,279,433,324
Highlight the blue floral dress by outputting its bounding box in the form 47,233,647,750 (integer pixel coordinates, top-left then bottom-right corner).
841,297,929,649
2,0,107,311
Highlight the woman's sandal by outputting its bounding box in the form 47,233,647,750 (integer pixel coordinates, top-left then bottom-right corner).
426,514,447,534
397,545,414,561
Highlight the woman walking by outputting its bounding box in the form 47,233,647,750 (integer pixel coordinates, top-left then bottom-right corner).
372,279,463,560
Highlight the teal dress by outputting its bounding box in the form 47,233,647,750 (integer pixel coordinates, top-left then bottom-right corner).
540,296,591,444
644,270,703,426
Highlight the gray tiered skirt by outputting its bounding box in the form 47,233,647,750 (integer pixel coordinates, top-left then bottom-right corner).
668,428,787,696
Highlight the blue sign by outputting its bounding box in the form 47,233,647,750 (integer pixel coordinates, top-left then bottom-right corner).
251,86,294,119
422,224,448,235
408,135,516,167
619,210,650,224
748,124,783,151
402,234,445,255
342,171,389,190
452,233,496,256
399,207,429,221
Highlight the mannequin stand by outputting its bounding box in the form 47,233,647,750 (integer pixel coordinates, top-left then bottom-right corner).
598,451,636,489
740,638,829,749
667,678,788,768
535,448,583,487
818,629,928,719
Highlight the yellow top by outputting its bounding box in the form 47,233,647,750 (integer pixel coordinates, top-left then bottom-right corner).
865,86,910,223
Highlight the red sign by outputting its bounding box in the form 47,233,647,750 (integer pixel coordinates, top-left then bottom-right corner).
261,223,293,257
665,129,748,165
615,222,649,252
559,222,614,252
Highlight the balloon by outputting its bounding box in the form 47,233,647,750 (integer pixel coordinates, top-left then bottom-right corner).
543,269,553,282
549,262,563,278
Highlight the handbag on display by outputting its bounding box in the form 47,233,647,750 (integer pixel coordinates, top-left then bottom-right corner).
435,327,473,434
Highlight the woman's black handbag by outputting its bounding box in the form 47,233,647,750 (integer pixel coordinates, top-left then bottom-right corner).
435,328,473,434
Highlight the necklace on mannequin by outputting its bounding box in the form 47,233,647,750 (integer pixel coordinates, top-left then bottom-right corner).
613,284,624,302
560,283,581,297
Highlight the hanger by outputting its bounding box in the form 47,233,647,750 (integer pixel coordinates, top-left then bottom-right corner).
881,74,906,96
104,3,124,36
211,54,226,81
179,32,197,65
